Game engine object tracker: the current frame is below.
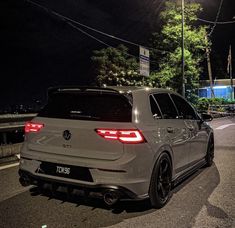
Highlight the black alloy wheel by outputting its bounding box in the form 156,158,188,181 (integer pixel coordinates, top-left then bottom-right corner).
149,152,172,208
206,137,214,167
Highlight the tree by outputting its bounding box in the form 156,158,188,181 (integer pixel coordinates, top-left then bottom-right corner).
149,1,209,101
91,44,144,86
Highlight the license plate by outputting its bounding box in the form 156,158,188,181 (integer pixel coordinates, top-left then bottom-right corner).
56,166,70,175
36,161,93,182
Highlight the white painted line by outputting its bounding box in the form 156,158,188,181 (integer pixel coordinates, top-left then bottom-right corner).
16,154,20,159
0,162,19,171
216,123,235,130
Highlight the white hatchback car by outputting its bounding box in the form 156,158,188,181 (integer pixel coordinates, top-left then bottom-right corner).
19,86,214,208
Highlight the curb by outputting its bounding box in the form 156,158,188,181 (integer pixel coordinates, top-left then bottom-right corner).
0,154,20,165
210,112,235,118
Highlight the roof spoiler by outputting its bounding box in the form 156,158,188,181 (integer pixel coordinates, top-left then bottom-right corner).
47,86,119,96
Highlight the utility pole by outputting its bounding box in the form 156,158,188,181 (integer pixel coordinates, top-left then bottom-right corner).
181,0,185,98
228,45,234,100
205,36,215,98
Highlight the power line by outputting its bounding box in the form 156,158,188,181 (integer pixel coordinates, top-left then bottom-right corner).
25,0,164,65
54,13,142,48
25,0,169,54
53,9,169,53
197,18,235,25
66,22,160,64
71,22,142,59
155,1,165,18
25,0,167,66
25,0,139,58
208,0,224,36
25,1,122,51
25,0,219,66
66,21,111,48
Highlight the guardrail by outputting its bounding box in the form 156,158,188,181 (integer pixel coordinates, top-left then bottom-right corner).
0,113,37,123
0,113,37,132
0,143,23,159
0,113,37,145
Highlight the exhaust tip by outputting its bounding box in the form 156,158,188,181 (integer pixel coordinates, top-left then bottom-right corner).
103,190,120,206
19,177,30,187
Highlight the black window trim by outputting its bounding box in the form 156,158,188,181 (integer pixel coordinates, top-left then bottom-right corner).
149,94,163,119
152,92,180,120
169,93,199,120
167,93,181,119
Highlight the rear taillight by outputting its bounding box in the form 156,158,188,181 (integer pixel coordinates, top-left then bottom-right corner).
25,122,44,133
95,129,145,144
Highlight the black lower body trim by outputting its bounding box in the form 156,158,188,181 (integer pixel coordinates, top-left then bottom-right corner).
18,169,138,200
172,159,206,186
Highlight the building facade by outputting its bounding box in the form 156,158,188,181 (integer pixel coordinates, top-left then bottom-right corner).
199,79,235,100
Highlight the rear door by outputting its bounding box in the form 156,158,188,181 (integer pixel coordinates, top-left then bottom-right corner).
152,93,191,173
26,91,134,161
170,94,208,165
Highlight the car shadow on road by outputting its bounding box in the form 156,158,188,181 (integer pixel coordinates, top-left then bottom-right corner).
27,163,226,227
28,164,216,215
29,185,153,213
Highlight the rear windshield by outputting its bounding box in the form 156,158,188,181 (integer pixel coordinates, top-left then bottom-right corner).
38,92,132,122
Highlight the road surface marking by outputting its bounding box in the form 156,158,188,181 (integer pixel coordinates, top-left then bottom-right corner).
0,186,31,202
216,123,235,130
0,162,19,171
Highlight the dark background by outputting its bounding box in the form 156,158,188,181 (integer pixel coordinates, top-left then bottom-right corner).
0,0,234,110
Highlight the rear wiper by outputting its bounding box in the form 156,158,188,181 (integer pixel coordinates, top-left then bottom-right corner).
69,114,100,120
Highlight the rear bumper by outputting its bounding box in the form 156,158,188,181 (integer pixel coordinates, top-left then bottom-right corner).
18,169,147,201
19,147,152,198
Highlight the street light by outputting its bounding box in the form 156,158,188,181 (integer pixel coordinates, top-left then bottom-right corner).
181,0,185,98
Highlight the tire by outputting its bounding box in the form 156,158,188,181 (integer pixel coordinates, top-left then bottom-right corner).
149,152,172,209
205,136,214,167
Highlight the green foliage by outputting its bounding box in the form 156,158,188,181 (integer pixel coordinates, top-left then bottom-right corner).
91,1,211,95
222,99,235,105
197,97,210,112
149,1,209,101
217,106,225,112
196,97,235,112
207,98,224,106
91,44,145,86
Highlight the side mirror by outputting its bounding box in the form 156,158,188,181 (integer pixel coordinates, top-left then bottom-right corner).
200,113,213,122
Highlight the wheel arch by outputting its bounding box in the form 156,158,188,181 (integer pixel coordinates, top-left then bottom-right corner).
210,132,214,142
207,131,214,147
151,145,174,179
148,146,174,208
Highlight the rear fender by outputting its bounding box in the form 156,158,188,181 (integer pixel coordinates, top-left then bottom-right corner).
151,144,174,177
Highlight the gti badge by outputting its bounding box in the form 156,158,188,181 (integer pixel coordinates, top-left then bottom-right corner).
63,130,72,140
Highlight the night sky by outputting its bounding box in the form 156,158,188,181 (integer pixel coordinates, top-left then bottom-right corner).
0,0,235,109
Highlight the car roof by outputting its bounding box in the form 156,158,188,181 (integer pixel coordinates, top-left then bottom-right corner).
47,86,120,95
47,85,179,96
105,86,177,95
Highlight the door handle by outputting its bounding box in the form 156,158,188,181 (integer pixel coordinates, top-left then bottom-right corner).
167,127,174,133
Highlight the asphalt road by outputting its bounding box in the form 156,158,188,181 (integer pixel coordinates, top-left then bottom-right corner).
0,117,234,228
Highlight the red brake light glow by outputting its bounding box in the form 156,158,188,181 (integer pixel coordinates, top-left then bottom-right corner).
25,122,44,133
96,129,145,144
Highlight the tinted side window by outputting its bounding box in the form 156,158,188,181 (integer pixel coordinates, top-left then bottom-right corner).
149,95,162,119
154,93,178,119
171,94,197,120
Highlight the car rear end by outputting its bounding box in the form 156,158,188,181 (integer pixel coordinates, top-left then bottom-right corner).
19,87,153,204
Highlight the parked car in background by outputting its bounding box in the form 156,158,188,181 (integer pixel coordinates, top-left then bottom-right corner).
19,86,214,208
